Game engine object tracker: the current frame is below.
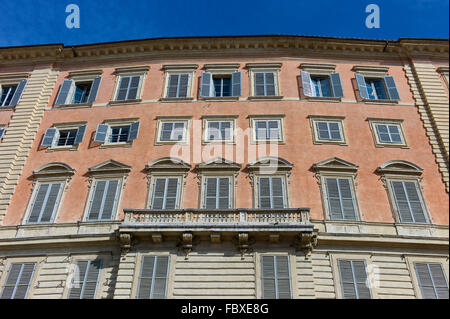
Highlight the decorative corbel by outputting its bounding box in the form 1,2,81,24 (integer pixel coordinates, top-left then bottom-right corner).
151,233,163,243
237,232,249,257
180,232,194,258
119,233,133,256
295,230,318,257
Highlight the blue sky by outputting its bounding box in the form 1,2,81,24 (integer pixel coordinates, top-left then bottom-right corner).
1,0,448,47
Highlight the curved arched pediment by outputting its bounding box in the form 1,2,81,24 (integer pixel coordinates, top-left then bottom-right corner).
196,157,241,170
246,156,293,171
377,160,423,175
88,159,132,174
312,157,358,172
146,157,191,171
33,162,76,177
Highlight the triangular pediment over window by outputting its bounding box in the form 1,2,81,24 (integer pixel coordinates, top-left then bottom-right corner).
196,157,241,171
33,162,76,177
312,157,358,172
88,159,132,174
246,156,293,171
376,160,423,175
145,157,191,171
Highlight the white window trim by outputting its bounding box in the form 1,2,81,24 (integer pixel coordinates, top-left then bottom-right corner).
367,118,408,148
202,116,237,144
59,70,102,107
161,64,198,100
45,121,87,152
246,63,282,99
0,73,29,109
155,117,191,145
249,115,285,144
308,115,347,145
110,66,149,103
99,118,139,149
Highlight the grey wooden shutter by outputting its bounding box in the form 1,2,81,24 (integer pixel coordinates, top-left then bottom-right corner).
0,262,36,299
127,76,141,100
73,124,87,145
258,177,272,209
9,80,27,106
355,73,369,99
116,77,130,101
127,122,140,141
330,73,344,98
338,260,371,299
41,128,58,146
329,122,342,140
39,183,62,223
87,180,107,220
271,177,285,209
339,179,357,220
94,124,109,143
384,76,400,100
301,71,313,97
68,260,101,299
137,256,169,299
55,80,74,105
261,256,291,299
254,73,265,96
178,74,189,97
265,72,276,96
27,184,50,223
167,74,179,98
87,77,101,103
391,181,426,223
231,72,241,97
164,178,178,209
200,72,212,97
261,256,276,299
218,177,230,209
100,180,119,220
205,177,218,209
27,183,62,223
326,178,356,220
326,178,344,220
151,178,166,209
414,263,449,299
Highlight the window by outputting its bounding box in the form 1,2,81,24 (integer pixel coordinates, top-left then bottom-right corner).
261,256,291,299
41,124,87,148
368,118,407,148
116,76,141,101
94,121,140,146
309,116,347,145
258,176,286,209
55,76,101,105
376,124,402,143
0,263,36,299
0,79,27,107
137,256,169,299
213,76,231,97
325,177,357,221
0,127,5,141
414,262,449,299
204,177,230,209
337,259,371,299
390,180,428,223
355,72,400,101
68,260,102,299
250,116,285,144
316,121,341,141
26,182,64,224
162,64,198,100
206,121,232,141
247,63,282,98
155,117,190,145
311,76,332,97
301,70,344,98
86,179,121,221
150,177,180,210
200,64,241,98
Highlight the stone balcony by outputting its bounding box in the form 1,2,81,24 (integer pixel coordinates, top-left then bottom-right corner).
119,208,317,255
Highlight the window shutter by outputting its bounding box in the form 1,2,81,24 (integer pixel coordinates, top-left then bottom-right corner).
261,256,276,299
152,256,169,299
127,122,140,141
329,73,344,98
0,263,36,299
0,128,4,140
271,177,285,209
55,80,74,105
138,256,155,299
100,180,119,220
415,263,449,299
231,72,241,97
178,74,190,98
87,180,107,220
69,260,101,299
384,76,400,100
68,261,87,299
27,184,50,223
137,256,169,299
338,179,357,220
265,72,276,96
205,177,218,209
258,177,272,209
9,80,27,106
275,256,291,299
328,122,342,140
94,124,109,143
355,73,369,100
167,74,179,98
127,76,141,100
352,261,371,298
73,125,87,145
152,178,166,209
200,72,212,97
391,181,426,223
87,77,101,103
404,182,427,223
164,178,178,209
218,177,230,209
41,128,58,146
316,122,330,140
326,178,344,220
39,183,62,223
338,260,366,299
301,71,313,97
116,77,130,101
254,73,265,96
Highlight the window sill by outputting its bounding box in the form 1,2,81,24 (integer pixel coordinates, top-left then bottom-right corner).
251,140,285,145
199,96,239,101
202,140,236,145
45,145,79,152
160,97,194,102
313,140,348,146
361,99,399,105
0,105,15,111
108,99,142,106
374,143,409,149
54,102,92,109
99,142,133,149
155,140,189,146
248,96,283,101
303,96,342,102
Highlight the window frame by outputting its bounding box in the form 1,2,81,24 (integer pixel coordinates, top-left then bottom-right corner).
249,115,285,144
0,73,29,109
0,125,5,142
161,64,198,100
110,66,149,104
309,115,347,145
202,116,237,144
44,121,87,152
97,118,140,149
56,70,103,107
321,175,361,221
247,63,282,99
146,174,185,210
155,117,191,145
367,118,408,148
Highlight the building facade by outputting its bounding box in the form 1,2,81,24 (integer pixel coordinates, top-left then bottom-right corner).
0,36,448,299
